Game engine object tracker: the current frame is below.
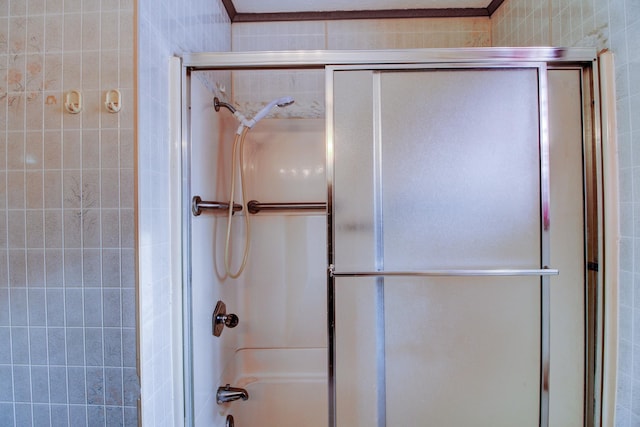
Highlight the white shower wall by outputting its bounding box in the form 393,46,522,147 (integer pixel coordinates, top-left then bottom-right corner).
189,72,326,423
236,118,327,351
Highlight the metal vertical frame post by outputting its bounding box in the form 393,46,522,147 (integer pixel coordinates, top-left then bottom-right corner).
597,51,618,427
538,62,551,427
169,56,186,427
325,66,336,427
372,71,387,427
181,64,195,426
583,57,605,427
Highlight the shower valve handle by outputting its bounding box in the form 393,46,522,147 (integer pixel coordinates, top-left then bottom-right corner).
212,300,239,337
217,313,239,328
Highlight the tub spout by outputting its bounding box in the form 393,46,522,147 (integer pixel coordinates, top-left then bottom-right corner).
217,384,249,404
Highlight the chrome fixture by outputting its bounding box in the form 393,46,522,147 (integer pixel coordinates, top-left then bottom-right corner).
329,265,559,278
214,97,237,114
214,96,294,129
192,195,242,216
212,301,239,337
247,200,327,214
217,384,249,404
226,415,235,427
245,96,294,128
192,196,326,216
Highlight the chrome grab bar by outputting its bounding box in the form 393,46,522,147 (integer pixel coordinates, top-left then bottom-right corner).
329,266,559,278
247,200,326,214
192,196,243,216
191,196,326,216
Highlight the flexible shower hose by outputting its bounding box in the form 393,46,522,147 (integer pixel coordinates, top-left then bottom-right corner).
224,126,251,278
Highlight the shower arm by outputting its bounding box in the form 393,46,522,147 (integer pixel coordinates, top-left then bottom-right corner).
214,97,249,132
214,97,236,114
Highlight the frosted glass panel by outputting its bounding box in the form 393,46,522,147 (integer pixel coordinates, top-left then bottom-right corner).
332,66,546,427
547,69,585,426
333,71,376,271
334,276,541,427
334,278,380,427
385,276,540,426
380,69,540,269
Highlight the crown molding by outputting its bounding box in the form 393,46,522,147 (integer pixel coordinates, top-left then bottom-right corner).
221,0,505,22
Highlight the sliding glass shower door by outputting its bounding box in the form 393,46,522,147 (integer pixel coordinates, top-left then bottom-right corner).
329,65,585,426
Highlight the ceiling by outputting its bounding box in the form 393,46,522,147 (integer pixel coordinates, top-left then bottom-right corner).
222,0,505,22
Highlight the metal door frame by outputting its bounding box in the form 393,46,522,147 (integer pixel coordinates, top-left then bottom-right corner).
327,61,553,427
325,56,601,427
179,48,607,427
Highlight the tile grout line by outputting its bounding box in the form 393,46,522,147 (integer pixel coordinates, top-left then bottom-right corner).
3,16,16,421
22,5,35,424
57,0,71,423
115,6,126,423
39,3,53,425
96,3,108,423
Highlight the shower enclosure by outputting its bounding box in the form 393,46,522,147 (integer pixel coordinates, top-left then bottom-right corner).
179,48,614,426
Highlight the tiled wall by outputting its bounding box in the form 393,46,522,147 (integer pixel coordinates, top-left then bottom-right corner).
491,0,552,46
233,18,491,51
231,17,491,119
492,1,639,425
136,0,230,425
0,0,136,425
492,0,610,47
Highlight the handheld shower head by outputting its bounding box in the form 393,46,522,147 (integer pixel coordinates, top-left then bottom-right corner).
275,96,295,107
215,96,295,133
246,96,295,128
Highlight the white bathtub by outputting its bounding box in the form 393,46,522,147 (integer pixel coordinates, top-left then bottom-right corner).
220,348,328,427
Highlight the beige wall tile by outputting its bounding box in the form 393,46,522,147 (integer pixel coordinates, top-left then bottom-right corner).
62,13,81,51
26,171,44,212
25,132,42,168
82,12,100,51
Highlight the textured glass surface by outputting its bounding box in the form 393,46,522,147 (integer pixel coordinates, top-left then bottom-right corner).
380,69,540,269
547,69,585,426
332,67,545,426
334,278,380,427
333,71,377,271
385,276,540,426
